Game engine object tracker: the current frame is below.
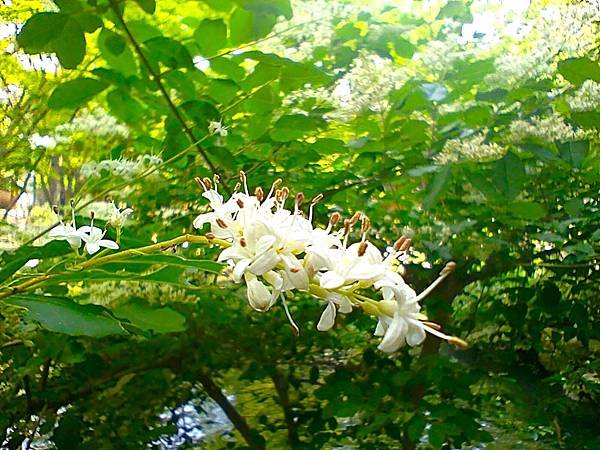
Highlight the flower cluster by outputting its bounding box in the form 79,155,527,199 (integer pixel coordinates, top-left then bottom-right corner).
193,173,466,353
80,154,163,179
567,80,600,112
508,113,588,143
49,202,131,255
434,131,507,165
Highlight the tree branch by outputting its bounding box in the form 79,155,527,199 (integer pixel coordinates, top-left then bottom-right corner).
109,1,228,193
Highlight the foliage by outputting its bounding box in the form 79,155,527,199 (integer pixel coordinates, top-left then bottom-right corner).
0,0,598,449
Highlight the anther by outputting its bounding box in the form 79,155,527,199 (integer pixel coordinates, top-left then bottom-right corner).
213,174,220,185
343,219,352,235
239,237,247,247
349,211,362,225
360,216,371,234
239,170,248,194
357,241,368,257
448,336,468,349
52,205,60,215
255,186,264,202
399,238,411,252
216,218,227,229
236,199,244,208
329,212,341,226
290,267,300,273
233,182,241,192
206,233,215,240
70,199,75,208
393,236,407,251
90,211,95,220
203,177,213,190
440,261,456,276
295,192,304,206
311,193,323,204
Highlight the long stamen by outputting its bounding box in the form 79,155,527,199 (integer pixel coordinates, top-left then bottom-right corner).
70,200,76,227
326,212,341,233
239,170,248,195
308,193,323,223
281,296,300,336
414,261,456,303
266,178,282,199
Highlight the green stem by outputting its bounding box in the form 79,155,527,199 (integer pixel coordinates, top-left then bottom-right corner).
0,234,230,301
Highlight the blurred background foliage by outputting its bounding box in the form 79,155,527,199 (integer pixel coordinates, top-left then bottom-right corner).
0,0,598,448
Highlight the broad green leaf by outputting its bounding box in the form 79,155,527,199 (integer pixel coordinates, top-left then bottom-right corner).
134,0,156,14
194,19,227,56
229,8,276,46
239,0,293,19
17,12,86,69
493,152,525,199
558,140,588,169
107,89,144,123
48,78,108,110
424,165,451,209
270,114,323,142
437,1,472,21
0,241,70,284
210,57,246,81
112,299,186,333
143,37,193,69
509,201,547,220
98,254,224,273
558,57,600,86
7,294,127,337
98,28,137,77
476,88,508,102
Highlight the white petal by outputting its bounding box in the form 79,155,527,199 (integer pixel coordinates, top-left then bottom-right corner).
232,258,251,282
193,212,215,229
377,317,405,353
98,239,119,250
217,246,247,262
319,271,346,289
337,295,353,314
374,319,387,336
317,302,337,331
246,277,273,312
248,250,279,275
406,324,426,347
255,234,276,254
85,242,101,255
66,236,82,248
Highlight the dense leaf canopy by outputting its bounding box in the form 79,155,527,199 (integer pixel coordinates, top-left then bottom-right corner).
0,0,598,448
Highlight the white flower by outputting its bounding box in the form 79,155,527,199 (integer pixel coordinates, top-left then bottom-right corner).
208,120,228,137
245,273,280,311
316,292,353,331
109,203,133,229
78,226,119,255
48,224,84,249
307,241,384,290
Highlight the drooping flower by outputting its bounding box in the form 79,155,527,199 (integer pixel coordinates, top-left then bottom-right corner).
109,202,133,229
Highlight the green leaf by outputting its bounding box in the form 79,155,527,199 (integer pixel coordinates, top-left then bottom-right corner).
17,12,67,53
143,37,193,69
98,28,137,77
558,140,588,169
493,152,525,199
476,88,508,102
7,294,127,337
270,114,323,142
106,89,144,123
0,241,70,284
424,165,451,209
48,78,108,110
437,1,472,21
211,57,246,81
558,57,600,86
98,254,224,274
194,19,228,56
229,8,276,46
17,12,86,69
134,0,156,14
509,201,547,220
207,79,239,104
111,299,186,333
